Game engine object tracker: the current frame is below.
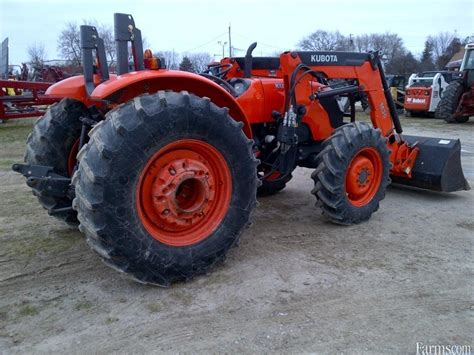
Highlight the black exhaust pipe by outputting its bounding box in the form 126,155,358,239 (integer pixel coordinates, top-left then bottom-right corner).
244,42,257,78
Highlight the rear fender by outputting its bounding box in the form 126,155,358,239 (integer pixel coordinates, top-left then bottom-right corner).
45,76,88,103
45,75,114,106
91,70,252,137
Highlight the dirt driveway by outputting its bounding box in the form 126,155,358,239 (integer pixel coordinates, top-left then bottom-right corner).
0,117,473,353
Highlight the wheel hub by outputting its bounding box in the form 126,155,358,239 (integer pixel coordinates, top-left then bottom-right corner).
151,158,215,228
357,168,369,185
136,139,232,247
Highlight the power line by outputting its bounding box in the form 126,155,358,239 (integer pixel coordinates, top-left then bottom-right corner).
184,32,228,53
233,32,282,49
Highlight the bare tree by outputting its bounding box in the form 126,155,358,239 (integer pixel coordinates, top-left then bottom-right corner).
438,37,462,69
429,32,455,64
142,37,151,51
58,21,118,66
154,50,181,70
298,30,349,51
58,22,82,65
353,32,405,63
463,35,474,44
96,24,115,65
27,42,46,68
188,52,213,73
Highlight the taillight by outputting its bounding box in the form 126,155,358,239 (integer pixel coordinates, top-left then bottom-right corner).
143,49,161,70
406,90,411,95
425,90,430,96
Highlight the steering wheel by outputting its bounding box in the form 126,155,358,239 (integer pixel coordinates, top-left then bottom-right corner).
203,63,233,79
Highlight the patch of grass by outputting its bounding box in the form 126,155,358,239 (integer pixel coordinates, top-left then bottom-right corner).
105,317,119,324
0,122,33,144
0,188,37,219
0,159,17,168
146,303,162,313
18,304,38,317
75,301,93,311
4,232,80,258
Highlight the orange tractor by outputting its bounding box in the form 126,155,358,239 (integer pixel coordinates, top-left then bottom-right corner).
13,14,470,285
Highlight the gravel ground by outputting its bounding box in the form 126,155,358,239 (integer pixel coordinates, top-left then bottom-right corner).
0,116,472,353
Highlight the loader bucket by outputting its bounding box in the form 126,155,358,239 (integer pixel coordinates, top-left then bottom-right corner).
391,135,470,192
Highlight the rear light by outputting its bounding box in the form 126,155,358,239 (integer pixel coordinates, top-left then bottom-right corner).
406,90,410,95
143,49,161,70
145,57,160,70
425,90,430,96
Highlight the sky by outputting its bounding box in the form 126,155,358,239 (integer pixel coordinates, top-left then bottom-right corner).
0,0,473,65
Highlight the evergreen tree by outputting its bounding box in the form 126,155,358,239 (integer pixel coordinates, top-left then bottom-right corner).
179,56,195,72
386,51,419,78
420,39,435,71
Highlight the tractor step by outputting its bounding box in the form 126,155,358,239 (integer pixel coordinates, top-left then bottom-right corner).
391,135,470,192
12,164,73,199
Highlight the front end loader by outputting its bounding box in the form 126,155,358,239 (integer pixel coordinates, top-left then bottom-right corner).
13,14,470,285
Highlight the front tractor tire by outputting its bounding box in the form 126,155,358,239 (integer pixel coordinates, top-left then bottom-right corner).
435,80,469,123
25,98,88,224
73,91,258,285
311,122,391,225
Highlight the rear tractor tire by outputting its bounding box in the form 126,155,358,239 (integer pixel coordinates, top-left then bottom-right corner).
311,122,391,225
73,91,259,285
435,80,469,123
25,98,88,225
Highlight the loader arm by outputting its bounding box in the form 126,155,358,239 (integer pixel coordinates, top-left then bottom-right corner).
278,51,469,191
279,51,416,178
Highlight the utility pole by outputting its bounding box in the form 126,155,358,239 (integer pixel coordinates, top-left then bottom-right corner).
228,23,232,57
218,41,227,59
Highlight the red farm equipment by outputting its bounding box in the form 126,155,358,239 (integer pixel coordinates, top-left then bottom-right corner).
1,62,71,121
0,80,61,120
12,14,470,285
435,43,474,123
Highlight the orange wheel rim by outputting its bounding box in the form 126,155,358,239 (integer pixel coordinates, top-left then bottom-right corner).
67,139,80,177
136,139,232,247
345,147,383,207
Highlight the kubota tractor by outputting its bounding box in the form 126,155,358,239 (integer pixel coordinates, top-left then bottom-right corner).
13,14,470,285
435,43,474,123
